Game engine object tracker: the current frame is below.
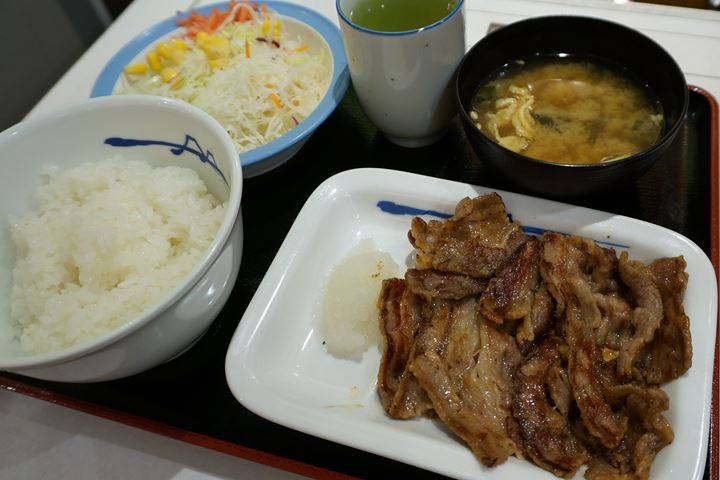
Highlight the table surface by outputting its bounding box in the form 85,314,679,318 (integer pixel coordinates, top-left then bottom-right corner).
3,1,720,479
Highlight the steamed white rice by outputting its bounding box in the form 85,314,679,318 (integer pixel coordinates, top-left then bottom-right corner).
9,157,225,355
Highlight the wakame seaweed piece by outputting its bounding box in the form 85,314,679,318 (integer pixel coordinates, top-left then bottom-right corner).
531,112,561,133
476,83,500,102
586,118,607,145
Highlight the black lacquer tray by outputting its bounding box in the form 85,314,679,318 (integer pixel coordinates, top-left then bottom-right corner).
2,86,718,480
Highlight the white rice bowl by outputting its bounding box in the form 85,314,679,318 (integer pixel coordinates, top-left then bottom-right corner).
0,95,243,382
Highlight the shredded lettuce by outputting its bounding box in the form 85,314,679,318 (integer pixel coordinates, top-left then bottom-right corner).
117,10,330,153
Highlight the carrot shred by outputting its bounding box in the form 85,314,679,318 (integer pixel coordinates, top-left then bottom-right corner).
291,44,309,53
177,11,201,27
207,8,220,30
177,1,264,37
270,93,283,109
236,6,252,22
245,38,251,58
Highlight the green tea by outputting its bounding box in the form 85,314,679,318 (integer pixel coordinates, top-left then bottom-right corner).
348,0,456,32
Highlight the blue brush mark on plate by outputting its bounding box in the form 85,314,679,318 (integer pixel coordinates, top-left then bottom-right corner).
376,200,452,219
105,134,228,185
376,200,629,249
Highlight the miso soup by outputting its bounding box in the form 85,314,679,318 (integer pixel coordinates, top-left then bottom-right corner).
469,55,664,164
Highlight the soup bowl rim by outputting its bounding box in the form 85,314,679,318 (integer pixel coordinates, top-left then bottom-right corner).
455,15,690,170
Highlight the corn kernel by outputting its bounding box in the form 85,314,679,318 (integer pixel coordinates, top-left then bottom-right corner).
200,35,229,59
146,51,162,72
161,67,179,83
158,42,185,64
170,38,187,51
196,31,209,44
124,63,148,75
156,42,172,58
208,58,227,69
207,35,227,47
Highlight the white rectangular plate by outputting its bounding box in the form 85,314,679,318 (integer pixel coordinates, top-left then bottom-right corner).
225,168,717,479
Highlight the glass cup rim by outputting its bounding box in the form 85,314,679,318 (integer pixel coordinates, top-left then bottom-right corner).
336,0,464,36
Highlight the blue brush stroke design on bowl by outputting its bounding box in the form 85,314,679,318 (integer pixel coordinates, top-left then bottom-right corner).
91,1,350,178
105,134,228,185
376,200,629,249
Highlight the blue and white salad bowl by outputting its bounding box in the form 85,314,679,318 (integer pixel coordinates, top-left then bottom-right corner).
92,1,350,178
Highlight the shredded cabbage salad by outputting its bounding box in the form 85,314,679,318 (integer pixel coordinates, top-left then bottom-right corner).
116,2,331,153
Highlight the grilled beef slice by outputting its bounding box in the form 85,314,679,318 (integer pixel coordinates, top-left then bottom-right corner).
409,193,526,279
514,335,588,478
410,297,523,467
377,278,433,419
